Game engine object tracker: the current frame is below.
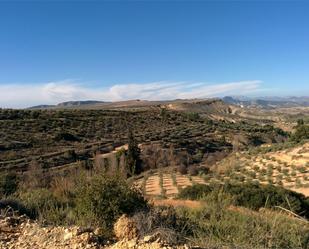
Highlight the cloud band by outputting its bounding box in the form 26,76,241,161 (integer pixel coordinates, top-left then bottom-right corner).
0,80,262,108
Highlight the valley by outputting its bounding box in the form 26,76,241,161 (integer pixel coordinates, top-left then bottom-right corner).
1,98,308,249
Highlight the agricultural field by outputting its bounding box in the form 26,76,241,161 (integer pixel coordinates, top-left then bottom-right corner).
0,102,288,175
215,142,309,196
133,142,309,201
135,171,206,198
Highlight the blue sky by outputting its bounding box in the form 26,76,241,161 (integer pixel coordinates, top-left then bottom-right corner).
0,1,308,108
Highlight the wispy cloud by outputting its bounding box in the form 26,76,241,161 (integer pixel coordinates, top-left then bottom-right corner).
0,79,262,108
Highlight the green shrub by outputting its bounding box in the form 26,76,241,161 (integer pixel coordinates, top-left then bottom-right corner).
177,183,309,218
0,172,18,197
248,171,256,178
17,188,67,223
177,184,212,200
126,130,142,176
74,173,148,230
282,168,289,175
222,183,309,216
290,124,309,142
0,198,32,217
298,166,307,173
185,112,200,121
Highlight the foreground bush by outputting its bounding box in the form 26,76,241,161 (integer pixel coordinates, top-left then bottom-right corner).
1,172,148,230
0,198,32,217
1,171,309,248
17,188,70,224
176,204,309,248
178,183,309,218
132,206,195,244
74,173,148,230
134,192,309,248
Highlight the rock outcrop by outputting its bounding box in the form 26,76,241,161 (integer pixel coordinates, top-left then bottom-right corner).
105,237,191,249
0,214,99,249
113,215,139,241
0,214,198,249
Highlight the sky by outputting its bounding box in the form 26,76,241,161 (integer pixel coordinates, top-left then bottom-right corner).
0,1,308,108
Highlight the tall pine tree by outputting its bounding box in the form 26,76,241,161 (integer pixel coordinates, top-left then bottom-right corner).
126,129,141,176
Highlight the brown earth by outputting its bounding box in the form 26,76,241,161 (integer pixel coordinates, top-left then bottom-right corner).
136,173,206,199
151,199,203,209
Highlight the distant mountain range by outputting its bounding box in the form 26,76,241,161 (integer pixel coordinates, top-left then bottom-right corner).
27,96,309,110
222,96,309,109
28,100,108,109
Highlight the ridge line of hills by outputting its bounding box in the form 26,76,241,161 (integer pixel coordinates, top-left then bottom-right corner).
27,96,309,110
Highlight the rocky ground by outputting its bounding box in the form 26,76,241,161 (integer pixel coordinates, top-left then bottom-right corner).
0,214,99,249
0,214,196,249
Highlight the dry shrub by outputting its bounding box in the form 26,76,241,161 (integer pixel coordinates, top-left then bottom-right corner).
20,160,48,190
178,165,187,175
132,206,186,245
50,175,75,203
113,214,139,240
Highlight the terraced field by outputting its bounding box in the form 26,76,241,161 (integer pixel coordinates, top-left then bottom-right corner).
135,143,309,200
136,172,206,199
215,142,309,196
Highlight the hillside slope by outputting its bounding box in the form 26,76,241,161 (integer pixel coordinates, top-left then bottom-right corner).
214,142,309,196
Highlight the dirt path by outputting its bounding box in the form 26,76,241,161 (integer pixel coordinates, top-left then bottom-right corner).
152,199,203,209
